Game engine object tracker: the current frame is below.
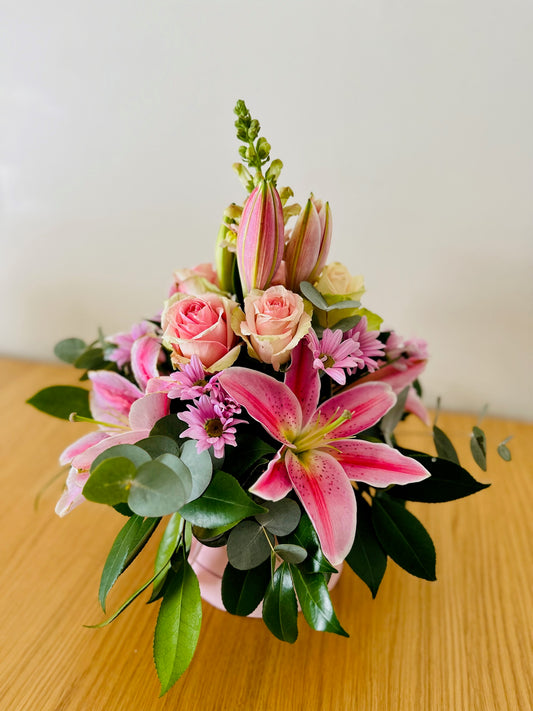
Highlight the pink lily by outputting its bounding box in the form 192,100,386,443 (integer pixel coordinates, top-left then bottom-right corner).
218,342,430,565
56,371,169,516
106,321,163,391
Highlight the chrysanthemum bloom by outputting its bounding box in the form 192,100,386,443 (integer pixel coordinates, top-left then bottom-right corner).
178,394,245,459
345,316,385,374
307,329,363,385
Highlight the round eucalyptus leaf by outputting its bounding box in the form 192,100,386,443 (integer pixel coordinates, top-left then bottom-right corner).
91,444,151,473
156,453,193,501
274,543,307,564
255,498,301,536
136,435,181,458
128,461,188,517
227,520,273,570
180,440,213,501
83,457,136,505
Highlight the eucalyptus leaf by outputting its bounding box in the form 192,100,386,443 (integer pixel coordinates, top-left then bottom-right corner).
136,435,181,458
329,315,361,333
91,444,151,473
289,566,348,637
345,496,387,598
255,498,301,536
497,439,512,462
150,414,188,440
221,559,271,616
299,281,330,310
470,426,487,471
83,457,137,505
98,515,159,611
27,385,91,420
54,337,87,364
180,439,213,501
155,454,193,501
153,559,202,696
274,544,307,564
179,471,266,531
372,496,436,581
227,520,274,570
433,425,460,465
128,461,188,517
262,562,298,643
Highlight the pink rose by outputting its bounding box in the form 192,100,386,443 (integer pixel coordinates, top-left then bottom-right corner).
232,285,312,371
162,293,240,372
168,263,221,297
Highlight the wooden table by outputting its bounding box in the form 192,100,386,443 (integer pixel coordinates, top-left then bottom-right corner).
1,358,531,710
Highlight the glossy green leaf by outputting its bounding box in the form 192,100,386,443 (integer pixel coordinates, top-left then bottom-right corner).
150,513,183,602
179,471,266,531
274,544,307,564
255,498,301,536
227,520,273,570
73,347,107,370
345,497,387,598
392,449,490,502
180,439,212,501
289,566,348,637
150,414,188,440
154,559,202,696
136,435,181,458
433,425,460,465
262,562,298,643
83,457,136,505
372,496,436,581
98,515,159,611
54,337,86,364
280,513,337,574
221,559,271,616
128,461,188,517
91,443,151,472
27,385,91,420
470,426,487,471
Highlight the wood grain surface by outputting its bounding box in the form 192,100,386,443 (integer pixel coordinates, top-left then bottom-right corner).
1,358,531,711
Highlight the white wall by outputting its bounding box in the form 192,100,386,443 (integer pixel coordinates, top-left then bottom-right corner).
1,0,532,419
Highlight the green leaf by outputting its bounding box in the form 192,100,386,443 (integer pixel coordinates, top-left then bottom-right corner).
150,513,183,602
180,440,213,501
128,461,189,517
150,414,188,440
289,566,348,637
73,347,107,370
179,471,266,531
345,497,387,598
280,512,337,574
497,437,512,462
155,454,193,499
83,457,137,505
328,315,361,333
433,425,460,465
255,498,301,536
98,515,159,611
372,497,436,581
299,281,330,310
54,337,87,364
262,562,298,643
221,559,271,616
136,436,181,458
470,426,487,471
380,386,409,443
222,431,277,476
91,443,151,472
274,544,307,564
390,450,490,502
154,558,202,696
27,385,91,420
226,520,273,570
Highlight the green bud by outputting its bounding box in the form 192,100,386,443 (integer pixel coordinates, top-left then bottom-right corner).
215,224,237,293
256,137,271,160
265,159,283,183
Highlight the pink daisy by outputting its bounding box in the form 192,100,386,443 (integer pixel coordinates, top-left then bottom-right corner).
307,329,364,385
166,355,212,400
178,394,245,459
106,321,158,368
345,316,385,373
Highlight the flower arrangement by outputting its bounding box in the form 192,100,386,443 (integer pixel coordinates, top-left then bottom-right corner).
28,100,504,696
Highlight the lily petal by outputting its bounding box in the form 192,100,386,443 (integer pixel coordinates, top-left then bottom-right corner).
405,387,430,425
59,430,110,466
316,382,396,439
55,467,90,517
131,334,162,390
249,449,292,501
218,367,302,445
286,449,357,565
71,429,151,471
331,439,430,487
356,359,427,393
285,339,320,425
128,392,170,431
88,371,143,426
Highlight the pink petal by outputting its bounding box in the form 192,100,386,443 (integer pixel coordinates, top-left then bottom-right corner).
88,371,143,426
316,382,396,439
249,450,292,501
405,387,430,425
71,429,151,471
218,368,302,445
131,334,162,391
331,439,430,487
284,339,320,426
145,375,177,394
356,359,427,393
59,430,110,466
55,466,90,517
286,449,357,566
128,392,170,431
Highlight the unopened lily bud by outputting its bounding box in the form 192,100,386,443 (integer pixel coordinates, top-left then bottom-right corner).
307,200,332,283
215,224,236,293
236,180,285,295
284,197,322,291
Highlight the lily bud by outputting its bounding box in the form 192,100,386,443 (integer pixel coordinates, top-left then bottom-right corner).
236,180,285,295
284,197,322,291
307,200,332,283
215,224,236,293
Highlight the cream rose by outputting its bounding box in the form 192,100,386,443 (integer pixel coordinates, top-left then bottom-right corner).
314,262,366,328
232,285,312,371
162,293,240,372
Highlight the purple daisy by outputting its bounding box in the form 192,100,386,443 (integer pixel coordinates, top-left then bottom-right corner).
166,355,212,400
307,329,364,385
345,316,385,373
178,394,245,458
